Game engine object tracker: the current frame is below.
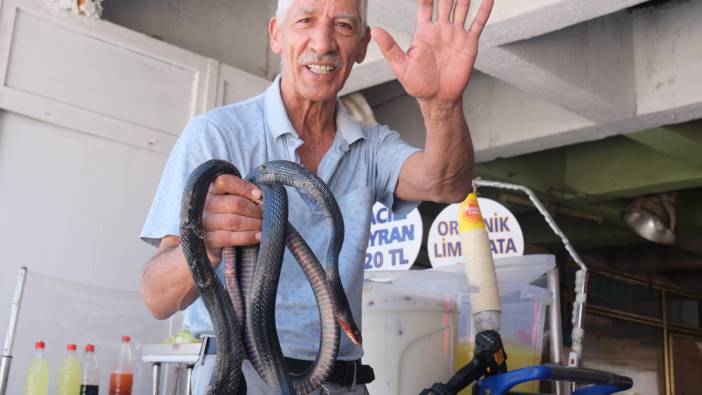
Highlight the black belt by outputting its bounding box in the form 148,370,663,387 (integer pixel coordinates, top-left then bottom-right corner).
204,338,374,386
283,357,375,386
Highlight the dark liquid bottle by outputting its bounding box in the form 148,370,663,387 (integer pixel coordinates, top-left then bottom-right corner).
80,384,99,395
81,344,100,395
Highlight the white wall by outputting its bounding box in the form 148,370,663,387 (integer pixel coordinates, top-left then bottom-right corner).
0,112,165,290
0,0,269,287
0,0,269,391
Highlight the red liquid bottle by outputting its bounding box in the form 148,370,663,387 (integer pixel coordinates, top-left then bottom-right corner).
108,336,133,395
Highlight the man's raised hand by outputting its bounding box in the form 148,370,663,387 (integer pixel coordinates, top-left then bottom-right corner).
371,0,494,105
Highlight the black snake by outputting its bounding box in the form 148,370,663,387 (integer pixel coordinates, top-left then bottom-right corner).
180,159,362,394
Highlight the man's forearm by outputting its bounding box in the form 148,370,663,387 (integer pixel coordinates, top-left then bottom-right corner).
418,98,475,202
141,243,200,320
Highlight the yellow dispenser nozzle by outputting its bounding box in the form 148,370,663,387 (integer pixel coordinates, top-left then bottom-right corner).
459,193,501,314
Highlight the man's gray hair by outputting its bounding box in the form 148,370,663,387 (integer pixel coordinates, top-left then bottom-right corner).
276,0,368,30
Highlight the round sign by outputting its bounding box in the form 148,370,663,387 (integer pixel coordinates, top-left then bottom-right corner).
428,198,523,268
365,202,423,271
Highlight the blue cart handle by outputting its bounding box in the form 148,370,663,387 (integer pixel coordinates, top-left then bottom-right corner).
474,364,633,395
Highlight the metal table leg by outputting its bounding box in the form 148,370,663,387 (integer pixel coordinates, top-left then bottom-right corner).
152,362,162,395
0,268,28,395
186,365,194,395
548,267,568,394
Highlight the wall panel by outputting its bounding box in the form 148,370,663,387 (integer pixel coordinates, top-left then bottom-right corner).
0,0,215,150
216,62,270,107
0,111,166,291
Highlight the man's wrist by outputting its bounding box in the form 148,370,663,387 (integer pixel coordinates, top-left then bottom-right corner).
418,98,463,121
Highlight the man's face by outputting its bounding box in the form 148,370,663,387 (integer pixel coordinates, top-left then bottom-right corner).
269,0,371,103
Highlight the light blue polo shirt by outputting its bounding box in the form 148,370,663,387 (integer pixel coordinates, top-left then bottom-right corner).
141,76,420,361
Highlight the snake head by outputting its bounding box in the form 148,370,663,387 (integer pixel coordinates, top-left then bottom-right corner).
340,319,363,346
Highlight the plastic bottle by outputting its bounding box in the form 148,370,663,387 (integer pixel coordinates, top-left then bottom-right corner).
56,343,82,395
24,341,49,395
80,344,100,395
109,336,134,395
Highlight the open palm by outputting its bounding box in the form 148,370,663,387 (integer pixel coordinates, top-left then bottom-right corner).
372,0,494,104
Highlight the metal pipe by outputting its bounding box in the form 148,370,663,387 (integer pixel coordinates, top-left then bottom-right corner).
472,179,589,369
0,359,10,395
547,268,564,366
152,363,162,395
0,267,28,395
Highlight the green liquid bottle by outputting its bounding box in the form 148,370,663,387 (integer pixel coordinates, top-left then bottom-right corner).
56,344,82,395
24,341,49,395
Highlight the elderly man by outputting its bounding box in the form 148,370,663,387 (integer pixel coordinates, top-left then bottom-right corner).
141,0,493,393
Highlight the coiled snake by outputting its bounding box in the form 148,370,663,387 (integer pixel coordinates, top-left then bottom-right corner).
180,159,362,394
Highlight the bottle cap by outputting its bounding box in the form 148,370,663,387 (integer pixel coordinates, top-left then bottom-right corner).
67,344,77,351
35,341,45,349
121,335,130,343
85,344,95,352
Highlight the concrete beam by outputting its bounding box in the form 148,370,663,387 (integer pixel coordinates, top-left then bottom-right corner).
632,0,702,120
477,135,702,199
367,0,702,163
478,0,702,147
367,73,597,161
625,122,702,168
463,72,597,161
476,10,636,123
369,0,649,49
565,136,702,198
477,0,648,48
347,0,649,95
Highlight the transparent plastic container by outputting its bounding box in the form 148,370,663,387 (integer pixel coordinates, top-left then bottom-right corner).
456,285,552,393
363,255,555,395
443,254,555,394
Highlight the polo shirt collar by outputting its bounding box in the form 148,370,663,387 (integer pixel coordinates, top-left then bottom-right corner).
264,75,366,146
335,100,366,146
264,75,297,140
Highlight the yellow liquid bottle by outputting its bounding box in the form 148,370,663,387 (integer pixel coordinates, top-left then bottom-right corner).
56,344,82,395
24,341,49,395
